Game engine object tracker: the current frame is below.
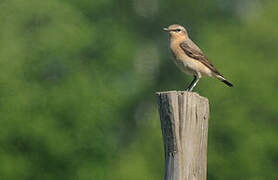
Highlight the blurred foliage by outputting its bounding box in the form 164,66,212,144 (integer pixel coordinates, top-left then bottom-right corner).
0,0,278,179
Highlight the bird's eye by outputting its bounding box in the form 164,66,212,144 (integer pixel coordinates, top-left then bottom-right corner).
175,29,182,32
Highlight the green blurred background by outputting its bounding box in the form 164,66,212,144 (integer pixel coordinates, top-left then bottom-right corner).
0,0,278,179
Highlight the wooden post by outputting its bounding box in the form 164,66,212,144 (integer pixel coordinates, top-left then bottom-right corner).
156,91,209,180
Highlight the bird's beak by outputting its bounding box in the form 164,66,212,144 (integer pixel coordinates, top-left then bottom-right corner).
163,27,170,32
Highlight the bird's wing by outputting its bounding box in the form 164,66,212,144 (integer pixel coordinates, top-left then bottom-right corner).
180,40,221,75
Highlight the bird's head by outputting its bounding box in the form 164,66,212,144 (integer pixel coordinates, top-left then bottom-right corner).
163,24,188,40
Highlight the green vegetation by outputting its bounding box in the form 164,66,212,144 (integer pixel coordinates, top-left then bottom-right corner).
0,0,278,179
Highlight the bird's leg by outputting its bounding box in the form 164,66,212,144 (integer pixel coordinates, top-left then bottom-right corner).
186,75,200,92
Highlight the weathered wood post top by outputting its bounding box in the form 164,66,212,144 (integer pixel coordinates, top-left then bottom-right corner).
156,91,209,180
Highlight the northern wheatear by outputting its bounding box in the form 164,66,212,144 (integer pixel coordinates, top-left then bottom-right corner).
164,24,233,91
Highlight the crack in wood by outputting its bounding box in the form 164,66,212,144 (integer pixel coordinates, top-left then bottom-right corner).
157,91,209,180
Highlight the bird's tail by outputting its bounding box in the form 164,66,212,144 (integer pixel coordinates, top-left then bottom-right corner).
216,75,233,87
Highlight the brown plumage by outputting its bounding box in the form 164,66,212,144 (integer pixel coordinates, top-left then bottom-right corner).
164,24,233,91
179,42,220,75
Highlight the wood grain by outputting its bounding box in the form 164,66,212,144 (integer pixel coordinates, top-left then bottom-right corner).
157,91,209,180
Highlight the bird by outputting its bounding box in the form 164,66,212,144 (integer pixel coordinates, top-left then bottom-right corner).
163,24,233,91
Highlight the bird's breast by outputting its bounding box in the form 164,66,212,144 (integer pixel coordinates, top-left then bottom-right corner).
170,43,213,77
170,44,196,75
